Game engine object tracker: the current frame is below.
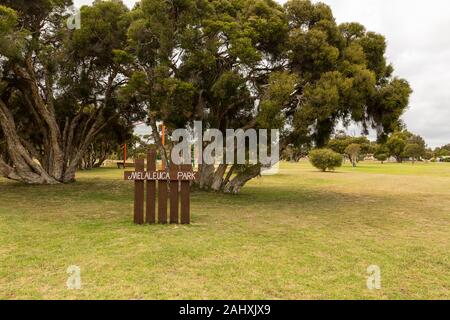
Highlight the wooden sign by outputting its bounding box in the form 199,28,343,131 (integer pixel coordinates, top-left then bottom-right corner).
124,170,198,181
124,148,197,225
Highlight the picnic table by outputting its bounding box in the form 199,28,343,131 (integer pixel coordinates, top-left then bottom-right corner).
117,162,135,169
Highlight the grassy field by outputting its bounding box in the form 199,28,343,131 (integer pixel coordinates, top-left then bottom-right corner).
0,161,449,299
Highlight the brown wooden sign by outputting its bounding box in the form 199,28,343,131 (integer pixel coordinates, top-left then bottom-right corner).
124,148,197,225
124,170,198,181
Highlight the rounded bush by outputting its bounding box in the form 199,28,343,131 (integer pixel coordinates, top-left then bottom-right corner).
375,153,388,163
309,149,343,172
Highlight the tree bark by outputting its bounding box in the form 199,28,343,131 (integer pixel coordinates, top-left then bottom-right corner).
211,164,228,191
197,163,216,190
222,164,261,194
0,99,59,184
14,62,65,180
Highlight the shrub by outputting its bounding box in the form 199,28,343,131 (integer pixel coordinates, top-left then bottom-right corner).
309,149,343,172
375,153,388,163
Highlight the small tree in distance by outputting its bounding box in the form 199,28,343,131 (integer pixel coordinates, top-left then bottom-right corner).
375,153,388,164
345,144,362,167
423,149,434,162
374,143,390,164
403,144,424,164
309,149,343,172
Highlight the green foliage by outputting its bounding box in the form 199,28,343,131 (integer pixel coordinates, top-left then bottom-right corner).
438,149,450,157
385,133,407,161
423,149,434,161
384,130,426,162
68,1,130,65
286,0,411,147
309,148,343,172
0,5,16,33
258,72,299,129
0,5,27,59
375,153,388,163
327,134,372,156
344,143,361,167
434,144,450,158
126,0,412,151
403,143,424,163
370,78,412,136
374,142,389,163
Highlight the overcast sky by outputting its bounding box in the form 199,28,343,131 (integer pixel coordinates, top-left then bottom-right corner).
74,0,450,147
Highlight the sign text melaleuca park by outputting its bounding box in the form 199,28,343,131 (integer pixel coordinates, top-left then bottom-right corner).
124,170,197,181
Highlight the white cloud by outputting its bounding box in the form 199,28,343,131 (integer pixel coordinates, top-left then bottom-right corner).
74,0,450,147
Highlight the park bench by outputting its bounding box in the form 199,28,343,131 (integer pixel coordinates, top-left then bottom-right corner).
117,162,135,169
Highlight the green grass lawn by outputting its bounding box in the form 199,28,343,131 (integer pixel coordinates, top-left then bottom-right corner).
0,161,449,299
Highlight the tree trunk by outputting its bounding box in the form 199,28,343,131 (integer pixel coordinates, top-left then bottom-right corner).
13,62,66,181
211,164,228,191
0,99,59,184
197,163,216,190
194,163,261,194
222,164,261,194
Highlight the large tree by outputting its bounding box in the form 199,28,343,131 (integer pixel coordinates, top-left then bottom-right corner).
125,0,411,193
434,144,450,158
0,0,141,183
403,143,423,164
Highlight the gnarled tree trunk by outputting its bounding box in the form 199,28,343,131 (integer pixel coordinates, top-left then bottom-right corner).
0,62,113,184
222,164,261,194
194,162,261,194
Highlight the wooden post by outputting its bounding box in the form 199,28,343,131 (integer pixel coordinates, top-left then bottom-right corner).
169,163,180,224
161,124,167,170
180,164,191,224
123,144,127,167
134,158,145,225
146,149,156,224
158,179,168,224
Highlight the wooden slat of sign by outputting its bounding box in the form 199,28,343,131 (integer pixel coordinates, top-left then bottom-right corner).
180,164,191,224
169,163,180,224
134,159,145,225
158,179,168,224
146,149,156,224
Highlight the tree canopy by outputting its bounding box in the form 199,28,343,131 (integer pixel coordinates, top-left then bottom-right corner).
120,0,412,192
383,130,426,162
